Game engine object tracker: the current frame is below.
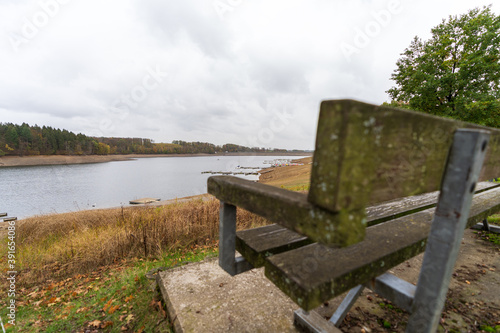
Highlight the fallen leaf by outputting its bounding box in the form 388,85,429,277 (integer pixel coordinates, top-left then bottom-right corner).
126,314,135,324
102,321,113,328
103,299,113,312
89,319,102,328
124,295,133,303
108,305,120,314
159,304,166,318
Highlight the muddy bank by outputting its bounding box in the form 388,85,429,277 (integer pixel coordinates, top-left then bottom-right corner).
0,152,312,167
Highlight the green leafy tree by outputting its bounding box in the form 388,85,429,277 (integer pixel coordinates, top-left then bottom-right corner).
387,6,500,127
5,126,19,148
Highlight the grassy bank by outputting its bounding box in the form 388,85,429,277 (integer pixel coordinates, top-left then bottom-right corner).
2,198,267,287
258,156,312,191
0,198,268,332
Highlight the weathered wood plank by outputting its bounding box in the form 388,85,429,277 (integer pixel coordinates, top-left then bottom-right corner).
229,180,499,258
236,224,312,268
235,182,498,266
208,176,365,247
365,181,499,226
265,186,500,311
309,100,500,213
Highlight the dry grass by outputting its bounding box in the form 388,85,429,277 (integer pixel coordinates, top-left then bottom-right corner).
8,198,268,286
259,157,312,189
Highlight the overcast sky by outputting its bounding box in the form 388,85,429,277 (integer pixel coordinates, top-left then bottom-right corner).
0,1,497,150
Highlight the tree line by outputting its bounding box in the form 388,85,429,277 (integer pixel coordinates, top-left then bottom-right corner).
0,123,288,156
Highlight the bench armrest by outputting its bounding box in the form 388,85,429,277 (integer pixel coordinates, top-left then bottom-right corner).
208,176,365,247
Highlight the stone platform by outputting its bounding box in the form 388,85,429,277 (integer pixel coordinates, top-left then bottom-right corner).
157,258,304,332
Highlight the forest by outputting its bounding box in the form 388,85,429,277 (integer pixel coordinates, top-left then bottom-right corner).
0,123,288,156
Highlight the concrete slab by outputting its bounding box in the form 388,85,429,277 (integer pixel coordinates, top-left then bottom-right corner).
157,258,301,333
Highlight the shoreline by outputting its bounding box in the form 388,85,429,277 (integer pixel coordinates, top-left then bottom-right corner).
0,152,312,168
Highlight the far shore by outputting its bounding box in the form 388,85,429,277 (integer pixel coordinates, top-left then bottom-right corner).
0,152,312,168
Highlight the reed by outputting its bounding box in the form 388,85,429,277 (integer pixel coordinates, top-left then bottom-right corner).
8,198,268,286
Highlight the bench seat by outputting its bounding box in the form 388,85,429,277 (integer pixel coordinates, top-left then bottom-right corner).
263,185,500,311
236,181,499,269
236,224,312,268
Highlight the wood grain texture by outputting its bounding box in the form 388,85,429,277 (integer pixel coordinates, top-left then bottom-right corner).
308,100,500,213
265,186,500,311
233,182,499,269
208,176,365,247
236,224,312,268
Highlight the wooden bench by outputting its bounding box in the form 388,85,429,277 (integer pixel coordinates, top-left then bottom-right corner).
207,100,500,332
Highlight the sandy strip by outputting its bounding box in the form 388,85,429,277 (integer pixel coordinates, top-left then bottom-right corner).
0,152,312,168
0,155,135,167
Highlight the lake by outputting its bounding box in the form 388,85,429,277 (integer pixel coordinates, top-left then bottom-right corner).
0,155,305,219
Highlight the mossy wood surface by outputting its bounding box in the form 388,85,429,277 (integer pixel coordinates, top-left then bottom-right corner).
309,100,500,213
208,176,365,247
265,186,500,311
234,182,499,269
236,224,312,268
365,181,499,226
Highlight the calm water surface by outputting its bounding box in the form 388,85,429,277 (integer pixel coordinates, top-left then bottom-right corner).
1,155,304,219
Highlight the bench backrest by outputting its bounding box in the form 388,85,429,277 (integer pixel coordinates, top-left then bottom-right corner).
209,100,500,247
309,100,500,215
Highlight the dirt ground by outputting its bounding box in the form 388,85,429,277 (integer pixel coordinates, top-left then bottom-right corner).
312,229,500,332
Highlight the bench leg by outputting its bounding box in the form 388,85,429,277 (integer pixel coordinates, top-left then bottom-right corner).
471,219,500,233
328,284,364,326
482,218,491,232
328,272,415,328
219,202,253,276
406,129,490,333
294,309,342,333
